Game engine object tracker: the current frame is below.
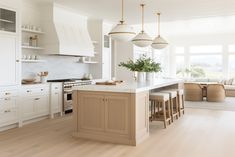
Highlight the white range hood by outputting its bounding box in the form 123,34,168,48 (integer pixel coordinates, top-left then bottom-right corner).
42,4,94,57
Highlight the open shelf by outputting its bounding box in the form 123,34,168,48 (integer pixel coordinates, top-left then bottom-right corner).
0,18,14,23
21,46,44,50
22,28,45,34
22,60,46,63
77,61,98,64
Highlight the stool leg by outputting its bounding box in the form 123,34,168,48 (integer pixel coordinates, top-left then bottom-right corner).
151,101,154,120
170,98,174,122
162,101,167,129
175,96,179,119
178,94,181,117
182,95,185,115
167,100,171,125
154,101,156,117
157,102,160,116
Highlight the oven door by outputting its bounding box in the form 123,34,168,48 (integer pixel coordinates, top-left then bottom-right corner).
64,90,73,112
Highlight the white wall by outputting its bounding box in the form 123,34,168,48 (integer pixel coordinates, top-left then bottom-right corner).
113,41,134,82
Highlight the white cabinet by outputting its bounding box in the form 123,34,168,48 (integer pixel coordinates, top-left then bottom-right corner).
0,8,16,33
20,84,50,122
0,88,19,127
50,83,63,118
0,34,19,86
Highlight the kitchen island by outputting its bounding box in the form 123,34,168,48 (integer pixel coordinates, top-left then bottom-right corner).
72,79,183,146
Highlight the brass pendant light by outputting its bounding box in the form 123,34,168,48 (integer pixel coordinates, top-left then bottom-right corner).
151,13,168,49
132,4,152,47
108,0,136,42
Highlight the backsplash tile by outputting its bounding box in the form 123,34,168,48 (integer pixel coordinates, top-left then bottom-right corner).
22,55,89,80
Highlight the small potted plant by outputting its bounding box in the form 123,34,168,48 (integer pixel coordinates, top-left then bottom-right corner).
119,55,161,82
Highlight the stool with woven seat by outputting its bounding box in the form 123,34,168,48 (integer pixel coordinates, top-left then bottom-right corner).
166,89,185,117
149,92,171,128
161,90,179,122
177,89,185,117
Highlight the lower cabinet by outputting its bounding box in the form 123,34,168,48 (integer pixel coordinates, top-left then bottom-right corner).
50,83,63,118
0,97,19,127
78,92,130,136
79,94,105,131
21,95,49,121
20,84,50,122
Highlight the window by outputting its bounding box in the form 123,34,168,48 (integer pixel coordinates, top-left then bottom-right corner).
173,45,225,79
229,45,235,53
175,47,184,54
134,46,152,61
190,45,222,54
228,55,235,77
190,55,222,78
175,56,185,78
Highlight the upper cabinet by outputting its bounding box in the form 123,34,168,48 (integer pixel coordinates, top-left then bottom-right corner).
0,8,16,34
0,4,19,87
0,34,19,86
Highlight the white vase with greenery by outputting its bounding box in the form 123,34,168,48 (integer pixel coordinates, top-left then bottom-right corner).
137,72,146,82
119,55,162,83
146,72,155,81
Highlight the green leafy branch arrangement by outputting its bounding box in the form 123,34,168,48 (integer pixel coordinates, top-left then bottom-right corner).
119,55,162,72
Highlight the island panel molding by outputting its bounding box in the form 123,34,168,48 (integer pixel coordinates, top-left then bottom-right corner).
72,79,183,145
73,91,149,146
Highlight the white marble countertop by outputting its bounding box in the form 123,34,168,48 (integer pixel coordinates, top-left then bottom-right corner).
73,78,183,93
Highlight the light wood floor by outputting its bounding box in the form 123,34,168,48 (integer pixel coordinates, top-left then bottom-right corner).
1,108,235,157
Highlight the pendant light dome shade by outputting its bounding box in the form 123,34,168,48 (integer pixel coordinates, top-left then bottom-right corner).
132,4,152,47
109,0,135,42
151,35,168,49
109,23,136,42
151,12,168,49
132,31,152,47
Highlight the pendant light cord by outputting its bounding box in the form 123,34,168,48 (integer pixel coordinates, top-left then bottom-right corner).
120,0,124,23
141,4,145,33
157,13,161,37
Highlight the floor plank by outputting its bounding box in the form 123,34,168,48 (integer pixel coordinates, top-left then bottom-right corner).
1,108,235,157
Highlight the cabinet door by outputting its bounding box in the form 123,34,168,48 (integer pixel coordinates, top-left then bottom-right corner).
78,93,105,132
0,8,16,33
0,97,18,125
104,94,130,135
35,95,49,116
21,97,35,120
50,83,62,113
0,35,18,86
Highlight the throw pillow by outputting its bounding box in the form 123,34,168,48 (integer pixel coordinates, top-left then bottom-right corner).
232,79,235,85
228,78,234,85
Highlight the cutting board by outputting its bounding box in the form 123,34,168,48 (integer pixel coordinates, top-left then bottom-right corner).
96,80,124,85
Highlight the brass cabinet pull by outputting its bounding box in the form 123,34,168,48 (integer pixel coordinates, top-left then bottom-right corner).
35,98,40,100
16,60,20,62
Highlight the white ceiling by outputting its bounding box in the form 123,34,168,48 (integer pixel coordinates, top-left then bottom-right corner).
53,0,235,24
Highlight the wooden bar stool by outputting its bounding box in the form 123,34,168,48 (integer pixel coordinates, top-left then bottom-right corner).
149,92,172,128
177,89,185,117
166,89,185,117
161,90,179,122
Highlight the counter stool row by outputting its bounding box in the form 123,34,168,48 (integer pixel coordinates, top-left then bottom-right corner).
149,89,185,128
